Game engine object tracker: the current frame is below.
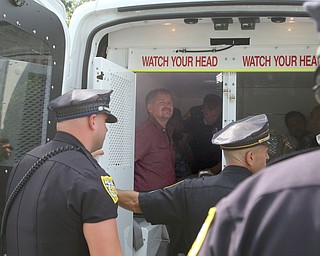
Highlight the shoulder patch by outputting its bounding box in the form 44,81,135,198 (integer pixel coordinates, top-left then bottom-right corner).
163,179,184,190
188,207,216,256
101,176,118,204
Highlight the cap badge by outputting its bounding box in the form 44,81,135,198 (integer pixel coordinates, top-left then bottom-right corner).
98,106,110,112
258,134,270,144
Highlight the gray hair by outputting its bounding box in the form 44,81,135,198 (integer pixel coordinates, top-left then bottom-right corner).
145,88,173,106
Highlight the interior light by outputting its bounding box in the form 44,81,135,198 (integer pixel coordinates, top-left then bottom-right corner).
212,18,233,30
11,0,25,6
271,17,286,23
239,17,260,30
184,18,199,25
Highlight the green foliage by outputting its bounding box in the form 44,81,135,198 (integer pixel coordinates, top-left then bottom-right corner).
61,0,92,25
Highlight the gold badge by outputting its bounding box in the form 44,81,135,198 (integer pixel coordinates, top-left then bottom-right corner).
101,176,118,204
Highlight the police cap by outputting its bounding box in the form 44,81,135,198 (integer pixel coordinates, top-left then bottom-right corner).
48,89,118,123
211,114,269,150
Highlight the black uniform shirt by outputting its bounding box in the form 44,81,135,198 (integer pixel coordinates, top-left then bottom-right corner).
5,132,118,256
184,115,222,173
198,148,320,256
139,165,252,253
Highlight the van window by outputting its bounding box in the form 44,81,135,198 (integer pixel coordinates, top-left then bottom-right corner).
237,72,317,159
0,21,52,166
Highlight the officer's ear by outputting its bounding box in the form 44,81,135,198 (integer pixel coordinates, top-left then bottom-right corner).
88,114,97,130
245,150,255,166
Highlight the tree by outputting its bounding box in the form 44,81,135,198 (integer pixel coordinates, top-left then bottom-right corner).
61,0,91,25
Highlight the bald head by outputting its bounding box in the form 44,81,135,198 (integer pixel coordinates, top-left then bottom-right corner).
223,144,269,174
56,113,108,153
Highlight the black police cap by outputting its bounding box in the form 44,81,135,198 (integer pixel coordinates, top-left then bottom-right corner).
211,114,270,150
48,89,117,123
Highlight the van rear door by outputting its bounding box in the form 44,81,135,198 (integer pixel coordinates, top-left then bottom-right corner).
0,0,67,223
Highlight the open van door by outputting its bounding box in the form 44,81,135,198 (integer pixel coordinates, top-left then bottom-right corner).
91,57,136,255
0,0,67,231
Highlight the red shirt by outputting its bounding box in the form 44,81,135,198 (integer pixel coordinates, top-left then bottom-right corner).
135,116,176,191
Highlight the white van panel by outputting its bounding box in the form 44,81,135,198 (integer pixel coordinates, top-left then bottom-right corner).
107,20,317,48
92,57,136,255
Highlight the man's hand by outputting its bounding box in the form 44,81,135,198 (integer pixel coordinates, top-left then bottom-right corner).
92,149,104,158
0,138,13,160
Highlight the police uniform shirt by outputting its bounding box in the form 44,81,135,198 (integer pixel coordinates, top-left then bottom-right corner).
139,165,252,253
197,148,320,256
184,114,222,173
6,131,118,256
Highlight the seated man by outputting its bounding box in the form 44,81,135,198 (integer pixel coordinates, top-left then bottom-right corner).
184,94,222,175
167,108,192,181
285,110,314,150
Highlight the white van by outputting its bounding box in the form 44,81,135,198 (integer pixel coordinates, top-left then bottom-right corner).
0,0,318,255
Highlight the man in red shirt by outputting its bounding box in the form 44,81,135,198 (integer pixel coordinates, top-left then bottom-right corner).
134,88,176,191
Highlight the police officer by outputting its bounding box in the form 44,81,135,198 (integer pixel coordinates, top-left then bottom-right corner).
4,89,122,255
118,114,270,255
190,4,320,255
184,94,222,175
